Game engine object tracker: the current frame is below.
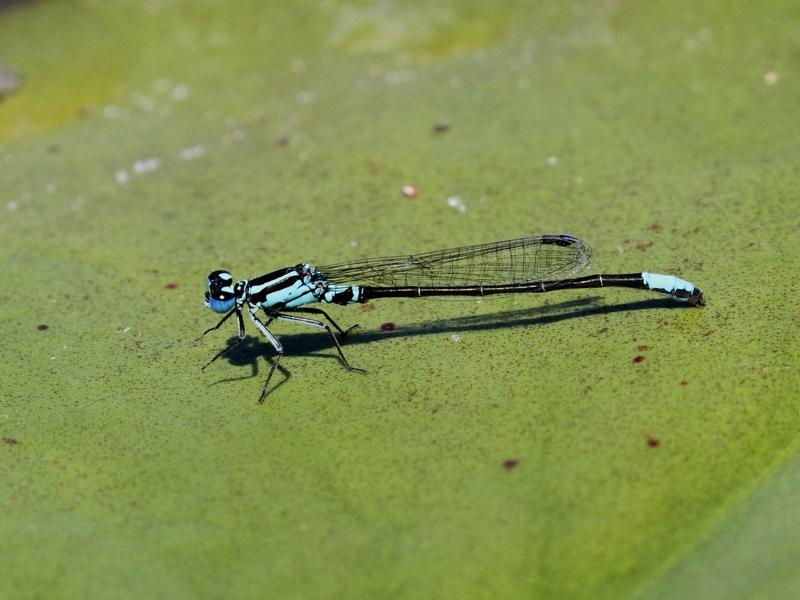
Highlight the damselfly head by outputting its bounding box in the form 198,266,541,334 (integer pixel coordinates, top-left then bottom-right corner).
205,270,239,313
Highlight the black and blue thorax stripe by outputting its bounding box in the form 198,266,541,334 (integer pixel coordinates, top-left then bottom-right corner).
246,264,361,310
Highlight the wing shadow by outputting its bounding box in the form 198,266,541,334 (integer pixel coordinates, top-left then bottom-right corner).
203,295,691,383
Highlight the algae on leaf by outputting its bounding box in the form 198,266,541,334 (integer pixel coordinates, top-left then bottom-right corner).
1,1,798,599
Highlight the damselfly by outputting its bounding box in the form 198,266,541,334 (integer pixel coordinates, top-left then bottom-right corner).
203,234,705,402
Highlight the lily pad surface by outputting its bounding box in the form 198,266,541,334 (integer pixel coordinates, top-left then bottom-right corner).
1,1,798,598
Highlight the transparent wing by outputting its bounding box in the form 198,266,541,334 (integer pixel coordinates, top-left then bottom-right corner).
318,234,592,287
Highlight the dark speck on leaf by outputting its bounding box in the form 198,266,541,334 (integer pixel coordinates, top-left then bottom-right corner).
165,282,179,289
380,322,396,331
37,324,49,331
646,437,660,448
502,459,519,470
632,355,646,364
680,380,689,386
433,123,450,134
277,136,289,147
3,438,18,445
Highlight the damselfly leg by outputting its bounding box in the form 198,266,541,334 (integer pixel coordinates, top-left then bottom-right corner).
246,310,361,403
249,309,362,402
272,312,365,375
248,310,288,403
202,307,236,336
202,308,247,370
282,307,360,338
202,338,244,370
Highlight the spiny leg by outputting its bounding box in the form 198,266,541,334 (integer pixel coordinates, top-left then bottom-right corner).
202,337,244,371
281,307,359,338
248,310,288,403
202,308,246,370
259,355,283,404
274,312,364,373
202,307,236,336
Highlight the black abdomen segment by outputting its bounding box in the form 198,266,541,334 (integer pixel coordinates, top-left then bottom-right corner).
360,273,705,306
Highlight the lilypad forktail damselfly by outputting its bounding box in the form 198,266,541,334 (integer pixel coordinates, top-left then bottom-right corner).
203,234,705,402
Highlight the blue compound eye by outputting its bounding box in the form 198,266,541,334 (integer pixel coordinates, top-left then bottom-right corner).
207,294,236,313
205,270,237,313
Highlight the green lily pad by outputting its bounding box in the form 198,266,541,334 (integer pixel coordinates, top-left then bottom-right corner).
1,1,798,598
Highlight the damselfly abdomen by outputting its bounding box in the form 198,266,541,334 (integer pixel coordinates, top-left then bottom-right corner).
203,234,705,403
